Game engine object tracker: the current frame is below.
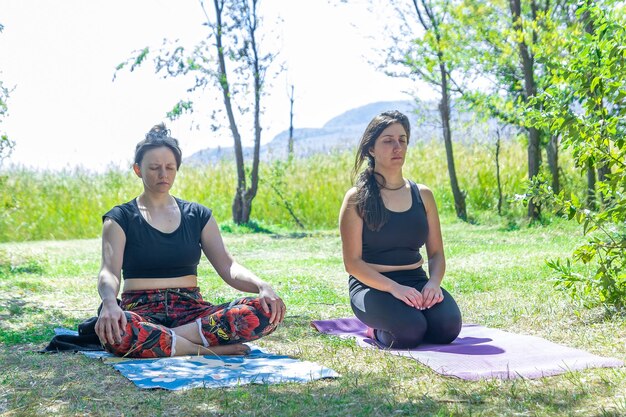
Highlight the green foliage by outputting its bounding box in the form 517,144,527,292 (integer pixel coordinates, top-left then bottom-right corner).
260,159,305,229
0,26,15,219
526,3,626,312
0,140,585,242
166,99,194,120
397,1,460,86
0,167,141,241
113,46,150,77
456,0,532,125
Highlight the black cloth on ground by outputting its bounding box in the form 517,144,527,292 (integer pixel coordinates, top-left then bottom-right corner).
39,316,101,353
39,300,119,353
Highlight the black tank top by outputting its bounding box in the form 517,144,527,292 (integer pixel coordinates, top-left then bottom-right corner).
103,198,212,279
361,180,429,266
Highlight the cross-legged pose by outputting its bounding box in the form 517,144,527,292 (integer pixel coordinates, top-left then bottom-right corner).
95,123,285,358
339,110,462,349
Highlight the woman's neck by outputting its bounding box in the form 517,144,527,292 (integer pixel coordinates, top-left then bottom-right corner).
374,168,404,188
138,192,174,209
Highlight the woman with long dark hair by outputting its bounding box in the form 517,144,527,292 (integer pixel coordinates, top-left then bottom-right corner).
339,110,461,348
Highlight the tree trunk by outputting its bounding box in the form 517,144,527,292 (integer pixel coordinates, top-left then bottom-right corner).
232,188,244,224
439,61,467,221
244,0,262,223
232,189,254,224
547,134,559,194
495,129,503,216
288,85,294,160
510,0,541,220
408,0,465,220
527,130,542,219
211,0,247,223
597,164,611,206
580,1,610,208
586,161,596,210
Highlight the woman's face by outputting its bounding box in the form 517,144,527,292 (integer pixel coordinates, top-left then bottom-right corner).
134,146,178,194
369,122,408,169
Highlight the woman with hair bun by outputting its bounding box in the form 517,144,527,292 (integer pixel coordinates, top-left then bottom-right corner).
339,110,462,349
95,123,285,358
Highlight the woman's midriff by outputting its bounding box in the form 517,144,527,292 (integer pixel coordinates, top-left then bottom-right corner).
366,258,424,273
122,274,198,292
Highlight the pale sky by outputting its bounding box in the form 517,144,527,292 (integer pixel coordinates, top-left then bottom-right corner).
0,0,426,172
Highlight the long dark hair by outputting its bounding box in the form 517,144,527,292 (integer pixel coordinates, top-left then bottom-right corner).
352,110,411,231
134,123,183,169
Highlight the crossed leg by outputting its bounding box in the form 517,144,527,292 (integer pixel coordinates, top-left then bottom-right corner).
105,297,276,358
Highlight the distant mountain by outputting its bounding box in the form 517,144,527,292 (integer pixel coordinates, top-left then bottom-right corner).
184,100,509,165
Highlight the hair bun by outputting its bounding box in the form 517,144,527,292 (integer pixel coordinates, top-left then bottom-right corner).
135,123,183,168
146,123,170,140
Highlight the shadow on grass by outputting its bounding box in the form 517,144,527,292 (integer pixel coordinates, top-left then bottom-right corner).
0,343,456,417
220,220,275,234
0,295,30,320
270,232,312,239
0,342,601,417
219,220,314,239
0,308,612,416
0,298,91,346
0,308,615,416
0,252,48,278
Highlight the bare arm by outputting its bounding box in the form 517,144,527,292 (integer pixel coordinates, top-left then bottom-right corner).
418,185,446,308
95,218,128,345
201,216,285,324
339,187,425,309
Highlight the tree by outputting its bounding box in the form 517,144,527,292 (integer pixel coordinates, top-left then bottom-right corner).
384,0,468,221
528,2,626,311
0,22,15,216
580,2,611,208
288,84,295,161
0,23,12,163
457,0,578,219
0,76,11,164
116,0,278,224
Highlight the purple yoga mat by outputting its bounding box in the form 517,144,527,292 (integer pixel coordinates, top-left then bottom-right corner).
310,317,624,380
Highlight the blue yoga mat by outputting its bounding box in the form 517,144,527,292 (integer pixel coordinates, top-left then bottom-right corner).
56,328,339,390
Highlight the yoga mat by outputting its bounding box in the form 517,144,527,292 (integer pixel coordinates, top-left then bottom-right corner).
56,329,339,390
311,318,624,380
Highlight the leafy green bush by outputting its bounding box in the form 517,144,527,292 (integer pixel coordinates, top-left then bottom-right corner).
527,4,626,313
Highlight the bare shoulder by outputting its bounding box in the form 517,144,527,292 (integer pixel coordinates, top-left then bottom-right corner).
344,186,358,198
202,215,222,239
415,183,434,198
102,217,124,235
340,187,361,223
415,183,437,209
342,186,359,206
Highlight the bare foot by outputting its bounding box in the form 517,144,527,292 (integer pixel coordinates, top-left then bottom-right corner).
200,343,251,356
172,334,252,357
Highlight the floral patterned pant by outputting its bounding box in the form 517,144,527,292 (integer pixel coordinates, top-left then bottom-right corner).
104,287,277,358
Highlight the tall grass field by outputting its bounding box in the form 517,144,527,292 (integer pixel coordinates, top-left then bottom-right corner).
1,140,584,242
1,141,624,416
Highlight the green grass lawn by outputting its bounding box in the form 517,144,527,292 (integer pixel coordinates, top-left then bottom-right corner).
0,219,625,416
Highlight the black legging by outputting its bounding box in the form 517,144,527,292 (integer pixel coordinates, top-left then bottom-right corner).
349,267,462,349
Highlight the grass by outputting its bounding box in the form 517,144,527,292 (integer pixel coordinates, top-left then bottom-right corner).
0,218,624,416
0,139,587,242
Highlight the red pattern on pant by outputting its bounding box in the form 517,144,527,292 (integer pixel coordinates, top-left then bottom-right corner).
103,287,277,358
198,296,275,345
